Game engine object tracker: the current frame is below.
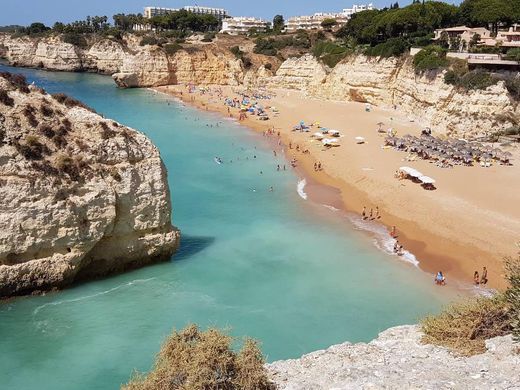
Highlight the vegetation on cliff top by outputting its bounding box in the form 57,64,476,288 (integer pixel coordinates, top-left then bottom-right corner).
122,325,273,390
422,255,520,355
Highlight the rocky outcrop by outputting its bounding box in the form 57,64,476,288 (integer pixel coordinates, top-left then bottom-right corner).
268,325,520,389
0,73,179,297
112,47,244,88
0,33,246,88
266,54,519,138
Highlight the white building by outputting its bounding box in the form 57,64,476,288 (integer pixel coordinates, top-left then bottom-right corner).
286,4,375,32
342,3,375,18
183,6,228,20
221,17,271,35
286,13,349,32
144,5,228,20
144,7,179,19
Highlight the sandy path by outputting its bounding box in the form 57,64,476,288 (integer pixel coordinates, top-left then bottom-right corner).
155,85,520,290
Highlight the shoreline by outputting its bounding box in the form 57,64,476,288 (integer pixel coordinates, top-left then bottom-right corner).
154,84,519,291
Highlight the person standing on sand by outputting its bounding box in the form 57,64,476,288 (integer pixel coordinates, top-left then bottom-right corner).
369,208,373,219
375,206,380,219
362,207,367,220
391,226,397,237
481,267,488,285
474,271,480,285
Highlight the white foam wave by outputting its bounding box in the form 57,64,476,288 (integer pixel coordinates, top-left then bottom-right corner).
322,204,339,212
347,213,419,267
297,179,308,200
32,278,155,316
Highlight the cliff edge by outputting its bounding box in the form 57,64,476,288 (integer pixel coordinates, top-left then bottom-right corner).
268,325,519,389
0,72,179,297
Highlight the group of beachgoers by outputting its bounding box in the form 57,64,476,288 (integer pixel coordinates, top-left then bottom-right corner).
434,265,488,287
474,267,488,286
362,206,381,221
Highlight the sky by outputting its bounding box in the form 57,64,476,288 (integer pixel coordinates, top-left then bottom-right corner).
1,0,462,27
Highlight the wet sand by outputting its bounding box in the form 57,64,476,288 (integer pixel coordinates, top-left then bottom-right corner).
155,84,520,290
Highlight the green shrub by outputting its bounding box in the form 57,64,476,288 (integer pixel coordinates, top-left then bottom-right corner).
139,36,158,46
365,37,409,58
0,72,30,93
242,56,253,69
505,77,520,101
163,43,182,55
422,295,512,356
0,90,14,106
62,33,88,48
230,45,244,59
253,38,277,56
202,32,216,42
444,70,458,85
312,41,350,68
458,70,499,91
505,48,520,62
122,324,273,390
413,45,448,73
52,93,95,112
505,256,520,342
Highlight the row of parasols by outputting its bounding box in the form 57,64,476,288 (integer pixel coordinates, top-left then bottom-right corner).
385,134,513,166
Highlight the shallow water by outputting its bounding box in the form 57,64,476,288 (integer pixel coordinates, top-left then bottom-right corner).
0,64,458,390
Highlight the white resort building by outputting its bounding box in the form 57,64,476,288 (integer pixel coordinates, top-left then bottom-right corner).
342,3,375,17
221,17,271,35
286,4,376,32
144,5,229,20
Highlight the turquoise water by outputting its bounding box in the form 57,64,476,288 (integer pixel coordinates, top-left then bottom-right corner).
0,64,456,389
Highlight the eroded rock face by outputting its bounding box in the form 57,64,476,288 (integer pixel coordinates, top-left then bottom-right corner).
0,34,246,88
0,73,179,297
268,325,520,389
1,33,518,137
267,54,520,138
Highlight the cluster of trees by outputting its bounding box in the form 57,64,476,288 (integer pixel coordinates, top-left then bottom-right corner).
253,31,313,56
53,16,110,34
339,0,520,45
337,1,459,45
459,0,520,34
143,10,219,32
335,0,520,58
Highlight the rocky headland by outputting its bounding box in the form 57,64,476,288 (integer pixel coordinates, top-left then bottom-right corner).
1,33,518,138
268,325,520,389
0,72,179,297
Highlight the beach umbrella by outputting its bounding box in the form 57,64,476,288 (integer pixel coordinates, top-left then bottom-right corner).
419,175,436,184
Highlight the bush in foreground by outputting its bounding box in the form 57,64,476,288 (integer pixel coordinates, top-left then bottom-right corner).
422,256,519,355
122,325,273,390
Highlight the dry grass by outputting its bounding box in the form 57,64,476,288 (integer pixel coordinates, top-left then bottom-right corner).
421,295,512,356
505,256,520,342
422,255,520,355
122,325,274,390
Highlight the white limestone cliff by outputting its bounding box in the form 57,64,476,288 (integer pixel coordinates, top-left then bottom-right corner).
1,32,518,138
0,73,179,297
268,325,520,389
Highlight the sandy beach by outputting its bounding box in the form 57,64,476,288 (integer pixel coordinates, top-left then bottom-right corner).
155,84,520,290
